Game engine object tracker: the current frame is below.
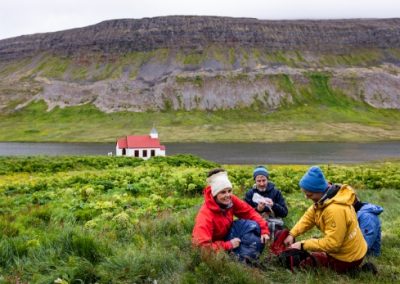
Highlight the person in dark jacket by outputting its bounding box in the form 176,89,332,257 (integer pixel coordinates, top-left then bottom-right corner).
353,197,383,256
244,166,288,219
244,166,288,238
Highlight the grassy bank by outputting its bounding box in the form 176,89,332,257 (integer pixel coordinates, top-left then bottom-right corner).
1,61,400,143
0,155,399,283
1,100,400,142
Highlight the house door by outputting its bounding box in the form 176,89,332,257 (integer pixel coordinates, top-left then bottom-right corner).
122,148,126,156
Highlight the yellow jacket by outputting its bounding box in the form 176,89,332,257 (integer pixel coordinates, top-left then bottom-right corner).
290,184,367,262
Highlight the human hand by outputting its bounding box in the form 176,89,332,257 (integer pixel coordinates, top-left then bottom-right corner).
257,202,266,212
283,235,294,246
289,242,302,250
260,234,270,244
230,238,241,249
264,198,273,207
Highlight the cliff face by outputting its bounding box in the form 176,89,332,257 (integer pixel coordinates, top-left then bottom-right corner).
0,16,400,112
1,17,400,60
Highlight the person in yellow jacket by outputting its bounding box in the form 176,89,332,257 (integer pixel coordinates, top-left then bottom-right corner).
284,166,367,273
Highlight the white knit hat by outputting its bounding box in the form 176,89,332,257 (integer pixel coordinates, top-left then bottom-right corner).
206,171,233,196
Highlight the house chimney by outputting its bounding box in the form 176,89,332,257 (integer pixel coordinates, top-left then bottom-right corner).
150,127,158,139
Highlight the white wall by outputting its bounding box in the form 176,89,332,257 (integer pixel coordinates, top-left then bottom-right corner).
116,146,165,159
115,145,123,156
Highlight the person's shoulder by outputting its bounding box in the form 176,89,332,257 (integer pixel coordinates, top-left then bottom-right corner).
301,204,316,217
232,194,245,203
196,203,208,213
196,205,215,220
245,187,256,195
267,182,282,194
233,195,252,208
267,181,279,190
360,203,384,214
324,202,350,216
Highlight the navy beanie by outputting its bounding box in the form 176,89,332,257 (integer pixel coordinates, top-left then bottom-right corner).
299,166,328,192
253,166,269,179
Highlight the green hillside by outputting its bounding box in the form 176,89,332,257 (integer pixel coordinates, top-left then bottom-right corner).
1,47,400,142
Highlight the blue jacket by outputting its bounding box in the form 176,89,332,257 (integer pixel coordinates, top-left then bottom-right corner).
357,203,383,256
226,219,264,260
244,182,288,218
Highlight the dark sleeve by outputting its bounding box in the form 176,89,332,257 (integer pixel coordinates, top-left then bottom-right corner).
244,189,257,209
271,190,288,218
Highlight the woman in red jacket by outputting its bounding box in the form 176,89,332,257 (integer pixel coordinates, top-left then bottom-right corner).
192,169,270,251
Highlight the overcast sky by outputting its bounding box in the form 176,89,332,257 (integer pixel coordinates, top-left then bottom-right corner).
1,0,399,40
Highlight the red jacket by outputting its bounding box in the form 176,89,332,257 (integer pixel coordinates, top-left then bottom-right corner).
192,186,270,251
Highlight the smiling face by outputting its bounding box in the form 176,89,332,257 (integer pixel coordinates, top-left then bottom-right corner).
302,189,324,203
255,175,268,191
215,188,232,206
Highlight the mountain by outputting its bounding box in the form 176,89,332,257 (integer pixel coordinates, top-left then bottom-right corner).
0,16,400,143
2,16,400,59
0,16,400,114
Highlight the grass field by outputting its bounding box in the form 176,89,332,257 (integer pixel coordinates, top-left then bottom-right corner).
0,155,398,283
1,99,400,143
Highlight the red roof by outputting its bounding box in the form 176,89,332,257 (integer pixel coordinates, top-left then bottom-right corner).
117,135,165,149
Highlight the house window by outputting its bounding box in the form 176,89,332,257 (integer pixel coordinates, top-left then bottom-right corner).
122,148,126,156
151,150,155,157
134,150,139,157
142,150,147,157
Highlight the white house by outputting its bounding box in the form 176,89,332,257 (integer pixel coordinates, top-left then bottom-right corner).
115,128,166,159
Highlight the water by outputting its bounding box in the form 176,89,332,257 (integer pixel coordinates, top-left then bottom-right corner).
165,142,400,164
0,141,399,164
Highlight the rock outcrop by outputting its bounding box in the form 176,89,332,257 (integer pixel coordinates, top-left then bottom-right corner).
1,16,400,60
0,16,399,112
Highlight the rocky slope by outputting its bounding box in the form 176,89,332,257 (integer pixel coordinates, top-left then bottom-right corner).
0,16,399,112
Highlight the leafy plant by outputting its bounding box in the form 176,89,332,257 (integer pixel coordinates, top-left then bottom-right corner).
0,156,399,283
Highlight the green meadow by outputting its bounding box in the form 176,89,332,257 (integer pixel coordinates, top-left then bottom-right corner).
1,70,400,142
0,155,399,283
1,98,400,143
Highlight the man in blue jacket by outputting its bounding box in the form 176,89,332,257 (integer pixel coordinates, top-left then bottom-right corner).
354,197,384,256
244,166,288,237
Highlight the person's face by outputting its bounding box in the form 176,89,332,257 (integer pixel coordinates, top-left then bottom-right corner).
302,189,323,203
255,175,268,190
215,188,232,206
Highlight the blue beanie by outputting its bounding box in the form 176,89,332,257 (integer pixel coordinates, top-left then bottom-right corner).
299,166,328,192
253,166,269,179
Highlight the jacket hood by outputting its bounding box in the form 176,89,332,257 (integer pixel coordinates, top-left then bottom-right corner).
358,203,384,215
317,184,355,209
203,186,231,212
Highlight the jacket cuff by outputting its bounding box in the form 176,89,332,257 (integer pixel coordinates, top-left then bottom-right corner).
226,240,233,250
289,230,297,238
261,227,270,236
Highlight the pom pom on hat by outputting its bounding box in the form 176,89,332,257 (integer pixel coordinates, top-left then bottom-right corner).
253,166,269,179
207,171,233,196
299,166,328,193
